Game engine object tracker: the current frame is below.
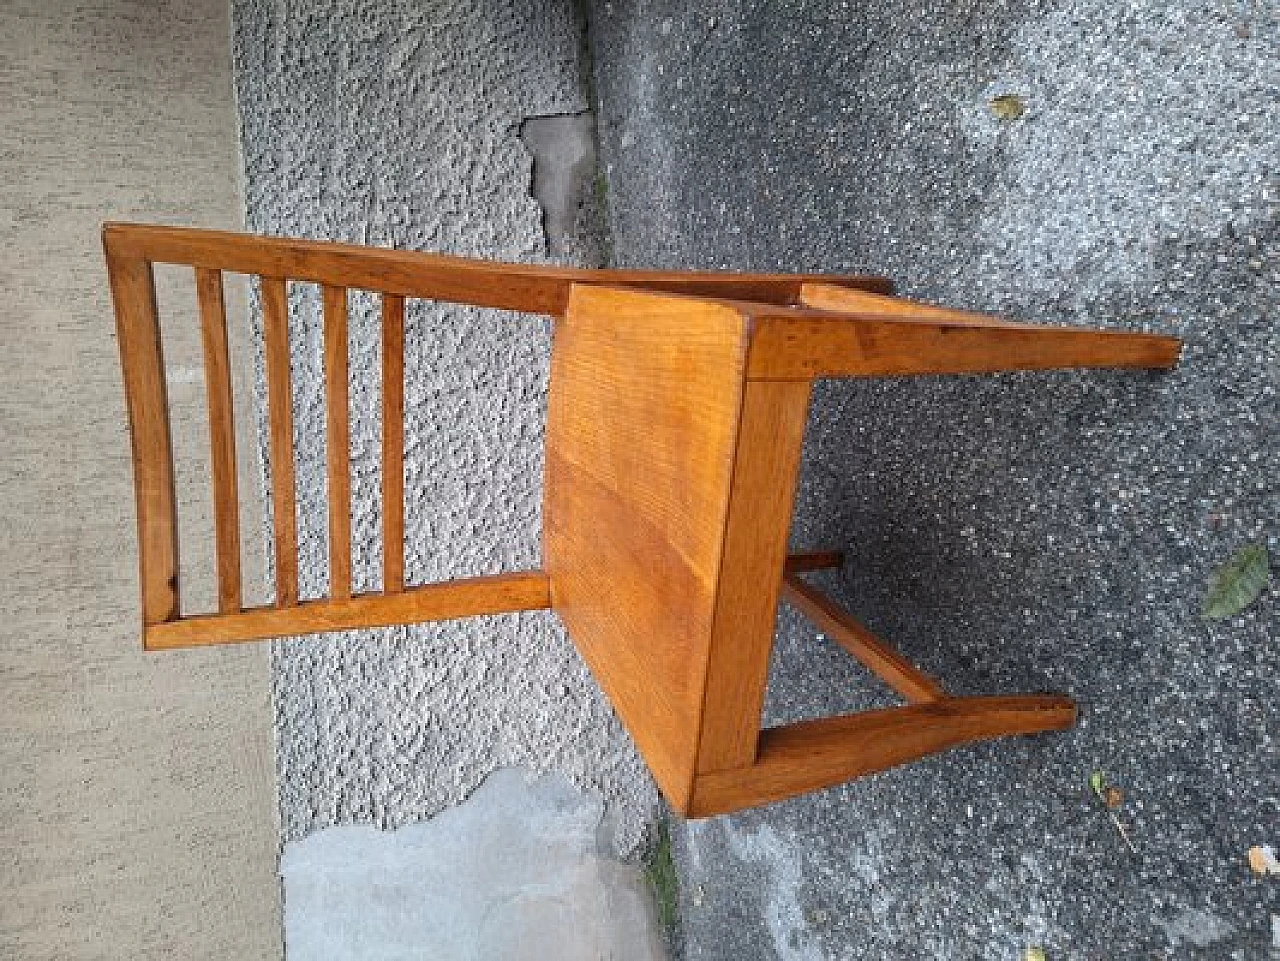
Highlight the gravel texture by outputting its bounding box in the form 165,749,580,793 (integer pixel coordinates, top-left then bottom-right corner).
586,0,1277,957
231,0,654,857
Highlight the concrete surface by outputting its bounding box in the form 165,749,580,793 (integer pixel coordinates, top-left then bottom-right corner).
586,1,1276,958
229,0,656,857
281,768,665,960
1,1,281,958
521,111,600,257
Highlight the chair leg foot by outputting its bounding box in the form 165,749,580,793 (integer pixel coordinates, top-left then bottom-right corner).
687,694,1076,817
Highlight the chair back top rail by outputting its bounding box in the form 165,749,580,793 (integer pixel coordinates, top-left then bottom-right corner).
101,222,892,315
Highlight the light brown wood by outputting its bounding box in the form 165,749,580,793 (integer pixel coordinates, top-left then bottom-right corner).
746,307,1183,379
799,282,1029,327
782,573,945,703
261,276,298,607
695,379,813,774
323,285,352,600
196,267,242,614
688,695,1077,817
102,222,892,317
545,284,752,811
144,572,551,649
381,293,405,594
105,233,179,626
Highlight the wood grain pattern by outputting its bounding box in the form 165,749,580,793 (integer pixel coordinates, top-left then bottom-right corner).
104,234,179,627
746,306,1183,379
689,695,1077,816
381,293,405,593
144,572,551,649
102,222,892,317
799,282,1028,327
196,267,241,614
323,285,351,600
782,573,945,703
261,276,298,607
545,284,752,812
695,379,813,775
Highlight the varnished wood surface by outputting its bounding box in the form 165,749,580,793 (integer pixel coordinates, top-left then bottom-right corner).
102,222,892,317
545,284,752,811
689,695,1077,817
261,276,298,607
745,305,1183,379
381,293,406,594
799,282,1028,327
782,573,946,703
196,267,242,614
323,285,352,600
696,379,813,775
104,235,179,625
144,572,550,649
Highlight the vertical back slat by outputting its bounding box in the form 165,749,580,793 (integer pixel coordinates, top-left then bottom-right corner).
323,285,352,600
381,294,405,593
106,240,180,628
261,277,299,607
196,267,242,614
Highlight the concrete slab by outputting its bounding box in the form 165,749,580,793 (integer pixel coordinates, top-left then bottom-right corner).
585,0,1277,957
281,768,665,960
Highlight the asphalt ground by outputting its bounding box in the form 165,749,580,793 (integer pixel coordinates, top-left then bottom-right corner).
233,0,655,859
585,1,1277,958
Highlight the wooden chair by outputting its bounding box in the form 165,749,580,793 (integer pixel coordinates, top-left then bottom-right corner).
104,222,1181,817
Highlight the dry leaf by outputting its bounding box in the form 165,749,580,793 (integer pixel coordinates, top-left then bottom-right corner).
1024,948,1047,961
990,94,1027,121
1105,786,1124,809
1204,543,1270,619
1248,845,1280,875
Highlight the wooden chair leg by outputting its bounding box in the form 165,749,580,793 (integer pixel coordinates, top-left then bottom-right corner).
745,282,1183,378
797,282,1041,327
782,572,945,704
749,310,1182,378
684,554,1077,817
688,694,1076,816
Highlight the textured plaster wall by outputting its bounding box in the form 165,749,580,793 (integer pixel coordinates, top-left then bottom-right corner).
230,0,655,855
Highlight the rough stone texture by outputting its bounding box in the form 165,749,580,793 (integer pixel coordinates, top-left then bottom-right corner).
281,769,665,960
230,0,656,856
586,0,1276,958
0,1,281,958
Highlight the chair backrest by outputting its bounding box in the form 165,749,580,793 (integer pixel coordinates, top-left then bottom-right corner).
104,223,571,649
